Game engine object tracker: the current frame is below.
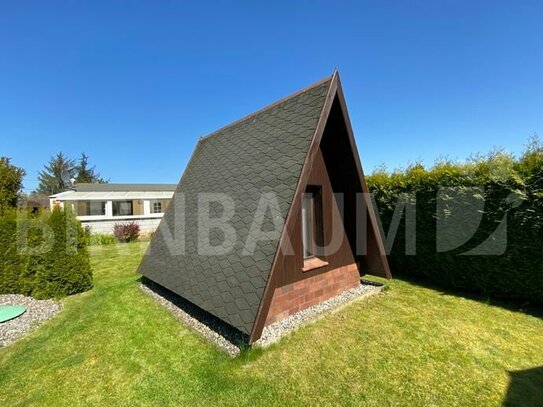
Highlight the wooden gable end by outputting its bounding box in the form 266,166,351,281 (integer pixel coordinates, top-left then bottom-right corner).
250,72,391,343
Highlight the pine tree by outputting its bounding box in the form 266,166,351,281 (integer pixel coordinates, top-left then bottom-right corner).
35,152,76,195
75,153,107,184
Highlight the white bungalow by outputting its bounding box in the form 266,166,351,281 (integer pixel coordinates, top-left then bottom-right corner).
49,183,176,234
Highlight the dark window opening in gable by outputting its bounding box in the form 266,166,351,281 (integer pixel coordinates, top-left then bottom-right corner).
301,185,324,259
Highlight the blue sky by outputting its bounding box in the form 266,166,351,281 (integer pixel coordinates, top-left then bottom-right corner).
1,1,542,192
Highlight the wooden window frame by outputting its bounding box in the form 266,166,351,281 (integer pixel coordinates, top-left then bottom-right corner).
301,186,328,271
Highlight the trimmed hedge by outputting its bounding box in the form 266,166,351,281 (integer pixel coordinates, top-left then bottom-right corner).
367,140,543,305
0,206,93,299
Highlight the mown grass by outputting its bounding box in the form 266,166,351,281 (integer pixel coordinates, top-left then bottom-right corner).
0,242,542,406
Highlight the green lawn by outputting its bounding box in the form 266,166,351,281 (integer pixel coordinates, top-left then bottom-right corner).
1,242,542,406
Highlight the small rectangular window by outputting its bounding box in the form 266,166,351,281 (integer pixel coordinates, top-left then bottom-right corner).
88,201,106,216
77,201,106,216
112,201,133,216
151,201,162,214
301,186,323,259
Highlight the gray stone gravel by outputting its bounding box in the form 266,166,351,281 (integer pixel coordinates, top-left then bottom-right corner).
0,294,62,348
141,278,382,356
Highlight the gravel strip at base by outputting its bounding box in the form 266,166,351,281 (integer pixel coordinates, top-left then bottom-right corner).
141,279,383,356
140,281,248,356
0,295,62,348
255,281,382,348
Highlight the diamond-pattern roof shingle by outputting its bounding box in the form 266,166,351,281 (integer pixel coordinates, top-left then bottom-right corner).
138,76,332,335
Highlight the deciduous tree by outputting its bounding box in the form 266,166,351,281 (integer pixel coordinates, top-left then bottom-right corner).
0,157,26,209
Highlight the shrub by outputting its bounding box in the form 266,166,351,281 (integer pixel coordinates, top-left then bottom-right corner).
367,140,543,305
0,209,22,294
0,157,25,210
113,222,140,243
0,206,93,299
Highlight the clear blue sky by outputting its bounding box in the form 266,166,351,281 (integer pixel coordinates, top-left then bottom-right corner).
1,2,542,193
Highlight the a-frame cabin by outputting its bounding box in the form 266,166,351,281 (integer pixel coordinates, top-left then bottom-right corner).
138,71,391,344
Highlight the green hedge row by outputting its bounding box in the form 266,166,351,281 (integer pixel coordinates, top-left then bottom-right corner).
0,207,93,299
367,140,543,305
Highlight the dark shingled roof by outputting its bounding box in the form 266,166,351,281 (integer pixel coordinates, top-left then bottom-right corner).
75,183,177,192
138,76,333,335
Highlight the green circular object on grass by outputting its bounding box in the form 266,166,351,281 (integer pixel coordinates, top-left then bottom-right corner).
0,306,26,323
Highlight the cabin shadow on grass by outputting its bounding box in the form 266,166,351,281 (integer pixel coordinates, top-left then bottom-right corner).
503,366,543,406
392,272,543,320
139,277,251,351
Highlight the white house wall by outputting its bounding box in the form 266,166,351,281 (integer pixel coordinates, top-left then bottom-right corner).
50,189,174,235
82,217,162,235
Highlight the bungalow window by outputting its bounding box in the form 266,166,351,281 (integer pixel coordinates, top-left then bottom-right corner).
151,201,162,214
112,201,133,216
301,186,323,259
88,201,106,216
78,201,106,216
